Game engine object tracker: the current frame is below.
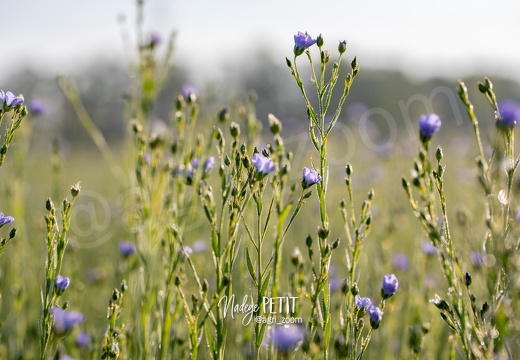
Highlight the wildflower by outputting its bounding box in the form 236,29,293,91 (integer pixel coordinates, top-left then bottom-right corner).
119,241,135,257
393,253,409,270
190,158,199,169
252,153,275,178
429,294,450,311
148,31,162,47
355,295,372,310
75,331,91,347
470,252,485,268
51,307,84,334
3,91,24,107
0,213,14,228
338,40,347,54
418,114,441,141
192,240,207,253
271,324,306,353
496,100,519,129
204,157,215,172
421,241,437,256
381,274,398,299
181,84,197,102
180,246,193,259
55,275,70,295
293,31,317,56
367,305,382,329
301,167,322,189
28,99,47,115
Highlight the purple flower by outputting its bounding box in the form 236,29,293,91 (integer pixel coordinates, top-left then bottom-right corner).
470,252,485,268
190,158,199,169
55,275,70,294
418,114,441,140
181,84,197,102
421,241,438,256
393,253,409,270
497,100,520,129
192,240,207,253
28,99,47,115
381,274,398,299
50,307,84,334
204,157,215,172
252,153,275,177
302,167,322,189
149,31,162,47
75,331,91,347
0,213,14,228
119,241,135,257
367,305,382,329
271,324,306,353
294,32,317,56
355,295,372,310
3,91,24,107
180,246,193,259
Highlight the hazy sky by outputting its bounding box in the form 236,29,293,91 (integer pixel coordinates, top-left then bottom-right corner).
2,0,520,84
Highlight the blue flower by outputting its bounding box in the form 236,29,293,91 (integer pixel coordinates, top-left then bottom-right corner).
75,331,91,348
355,295,372,310
50,307,84,334
3,91,24,107
29,99,47,115
293,32,317,56
497,100,520,129
381,274,398,299
302,167,322,189
418,114,441,140
179,245,193,259
367,305,382,329
55,275,70,295
181,84,197,102
470,252,485,268
252,153,275,177
393,253,409,270
149,31,162,47
421,241,437,256
190,158,199,169
0,213,14,228
271,324,306,353
119,241,135,257
204,157,215,172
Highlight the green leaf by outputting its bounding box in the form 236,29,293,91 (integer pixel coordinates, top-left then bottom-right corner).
246,248,256,283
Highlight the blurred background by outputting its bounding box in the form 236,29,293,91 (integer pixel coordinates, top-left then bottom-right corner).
1,0,520,147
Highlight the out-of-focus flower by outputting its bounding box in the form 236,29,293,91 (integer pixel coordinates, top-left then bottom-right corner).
51,307,84,334
271,324,306,353
149,31,162,47
190,158,199,169
119,241,135,257
470,252,485,268
204,157,215,172
181,84,197,102
294,32,317,56
497,100,520,129
302,167,322,189
0,213,14,228
418,114,441,140
55,275,70,295
192,240,207,253
355,295,372,310
28,99,47,115
381,274,398,299
75,331,91,347
393,253,409,270
252,153,275,177
367,305,382,329
180,246,193,259
421,241,438,256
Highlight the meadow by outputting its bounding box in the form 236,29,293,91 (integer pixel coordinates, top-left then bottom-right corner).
0,5,520,360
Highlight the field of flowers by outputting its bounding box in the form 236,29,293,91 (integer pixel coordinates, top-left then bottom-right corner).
1,3,520,360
